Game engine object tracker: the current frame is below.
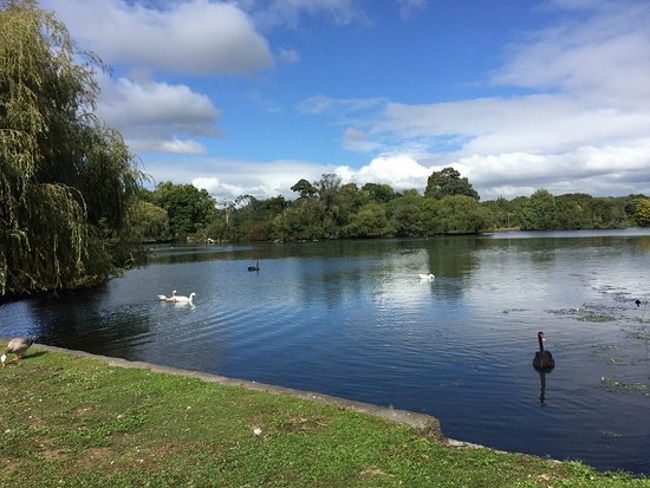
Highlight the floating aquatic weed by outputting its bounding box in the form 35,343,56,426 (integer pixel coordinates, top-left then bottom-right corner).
547,304,619,322
547,307,583,316
624,330,646,340
590,344,626,365
502,308,528,314
601,431,623,439
600,377,649,393
606,358,624,365
578,313,616,322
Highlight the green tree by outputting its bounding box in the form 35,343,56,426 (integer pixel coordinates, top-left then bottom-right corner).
129,201,170,242
429,195,493,234
554,194,592,230
290,178,317,199
588,197,626,229
344,203,395,238
635,199,650,227
482,197,519,229
231,195,288,242
315,174,343,238
425,167,480,200
315,174,342,211
362,183,397,204
386,192,425,236
0,0,143,297
519,190,557,230
273,200,323,241
151,182,216,240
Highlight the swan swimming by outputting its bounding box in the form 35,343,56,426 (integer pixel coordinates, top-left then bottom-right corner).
418,273,435,281
168,292,196,304
157,290,176,301
533,331,555,372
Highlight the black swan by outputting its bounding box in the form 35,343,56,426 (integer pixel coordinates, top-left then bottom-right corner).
248,260,260,272
533,331,555,372
2,337,35,366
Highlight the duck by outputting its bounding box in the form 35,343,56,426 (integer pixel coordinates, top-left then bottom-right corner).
533,331,555,372
248,260,260,272
418,273,435,281
157,290,177,301
635,299,642,308
169,292,196,304
2,337,35,366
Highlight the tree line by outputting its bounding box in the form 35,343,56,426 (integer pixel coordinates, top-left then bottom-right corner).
1,0,649,300
135,173,648,244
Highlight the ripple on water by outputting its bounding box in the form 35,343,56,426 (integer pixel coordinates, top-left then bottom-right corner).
2,232,650,474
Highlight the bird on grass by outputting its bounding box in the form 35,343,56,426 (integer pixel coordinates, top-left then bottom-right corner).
533,331,555,372
2,337,35,367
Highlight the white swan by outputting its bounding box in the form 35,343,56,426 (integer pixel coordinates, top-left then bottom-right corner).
169,292,196,304
157,290,177,301
418,273,435,281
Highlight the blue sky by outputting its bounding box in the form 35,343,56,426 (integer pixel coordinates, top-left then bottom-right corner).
41,0,650,202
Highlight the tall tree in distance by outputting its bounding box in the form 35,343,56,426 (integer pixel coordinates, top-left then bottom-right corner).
0,0,143,297
635,198,650,227
425,167,480,200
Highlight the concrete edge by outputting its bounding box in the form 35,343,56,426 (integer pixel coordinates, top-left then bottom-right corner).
32,344,457,443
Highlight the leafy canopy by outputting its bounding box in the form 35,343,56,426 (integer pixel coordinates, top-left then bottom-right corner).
0,0,143,297
425,167,480,201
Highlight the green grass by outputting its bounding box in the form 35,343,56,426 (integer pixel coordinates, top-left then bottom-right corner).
1,347,649,487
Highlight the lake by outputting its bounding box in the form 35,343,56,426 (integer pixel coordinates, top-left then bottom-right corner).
2,229,650,474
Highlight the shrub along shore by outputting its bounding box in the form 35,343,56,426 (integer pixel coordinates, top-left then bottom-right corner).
1,342,648,487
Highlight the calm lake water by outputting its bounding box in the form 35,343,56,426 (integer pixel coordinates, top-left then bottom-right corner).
2,229,650,473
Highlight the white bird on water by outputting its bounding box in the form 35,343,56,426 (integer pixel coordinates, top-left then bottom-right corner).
157,290,176,301
169,292,196,304
418,273,435,281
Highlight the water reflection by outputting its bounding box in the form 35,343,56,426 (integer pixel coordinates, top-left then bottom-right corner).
537,371,550,407
29,286,153,358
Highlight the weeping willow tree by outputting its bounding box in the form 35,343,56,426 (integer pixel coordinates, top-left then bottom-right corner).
0,0,144,298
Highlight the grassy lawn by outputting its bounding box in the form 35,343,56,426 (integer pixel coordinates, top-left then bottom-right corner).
1,345,648,487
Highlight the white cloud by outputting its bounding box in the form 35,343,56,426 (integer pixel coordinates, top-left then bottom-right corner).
297,95,388,116
492,1,650,107
395,0,427,19
335,155,432,191
158,139,207,155
192,177,245,201
342,128,382,152
145,157,337,201
247,91,283,114
42,0,273,75
278,47,301,63
458,142,650,199
97,76,221,154
248,0,366,29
